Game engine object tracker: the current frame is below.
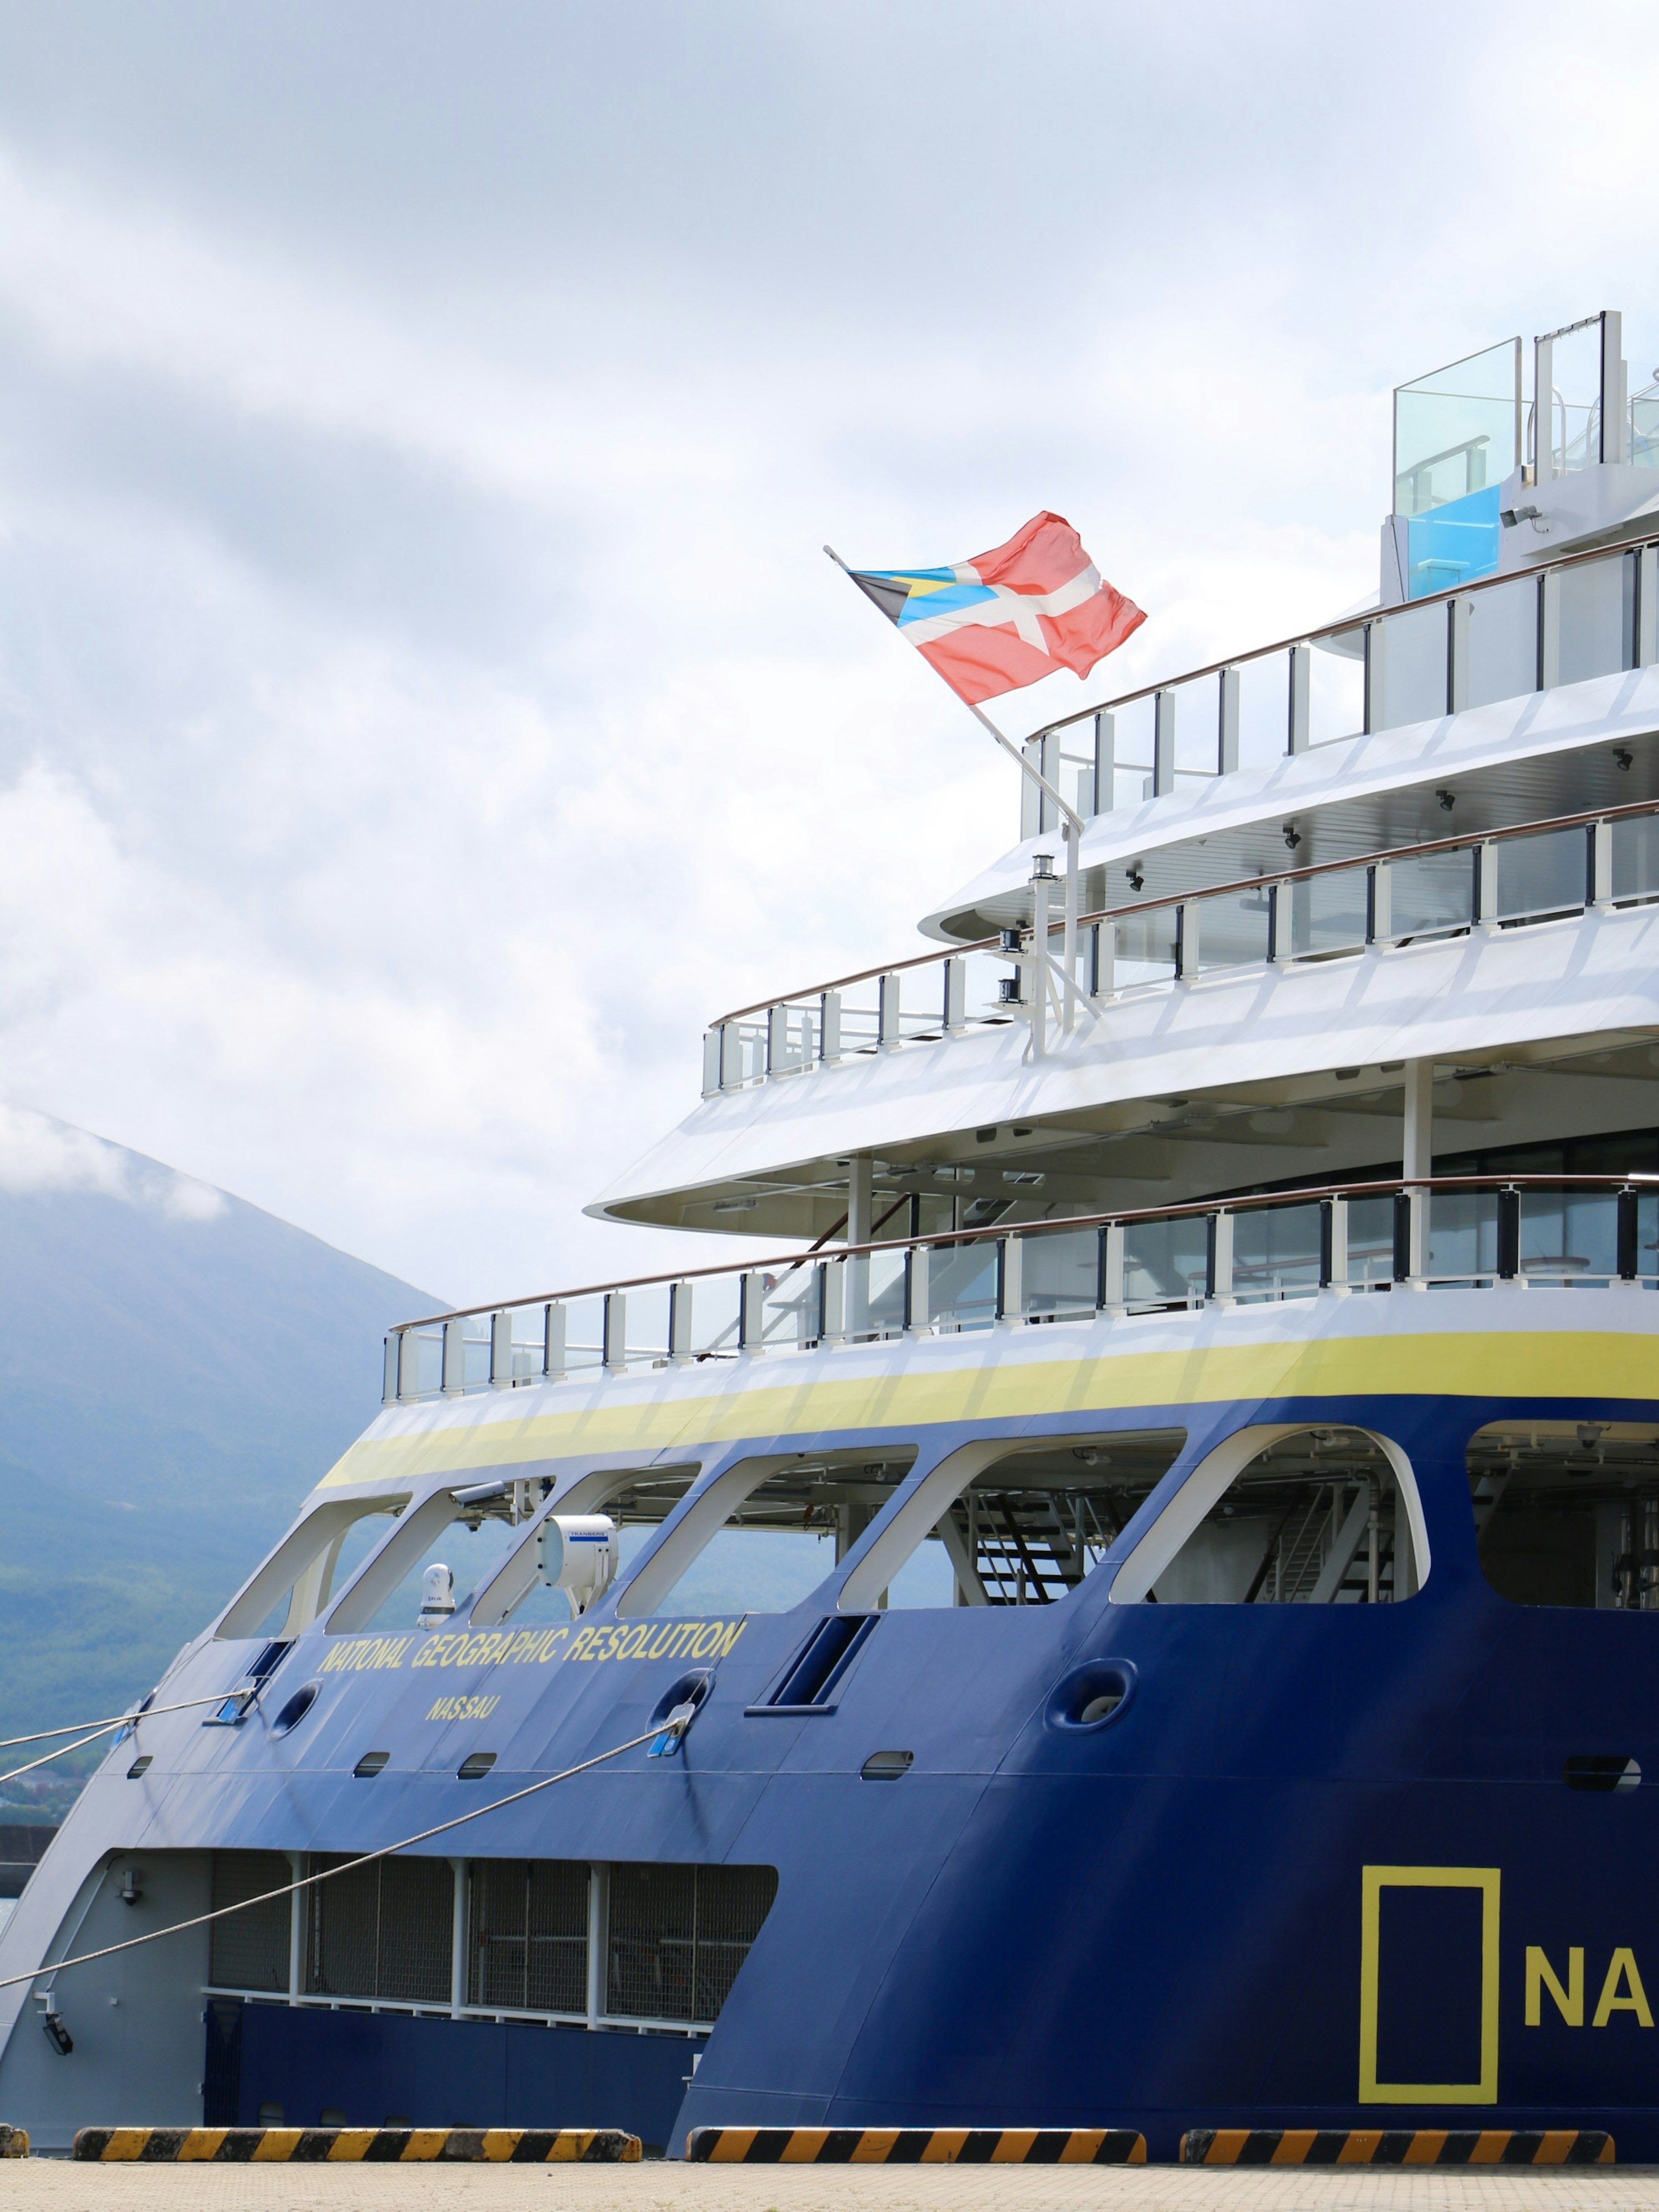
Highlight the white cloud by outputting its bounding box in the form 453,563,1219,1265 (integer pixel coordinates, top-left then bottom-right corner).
0,2,1651,1302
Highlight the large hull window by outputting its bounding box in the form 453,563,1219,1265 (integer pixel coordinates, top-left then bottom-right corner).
216,1497,408,1641
1471,1421,1659,1608
839,1432,1186,1613
1110,1426,1427,1605
618,1451,916,1618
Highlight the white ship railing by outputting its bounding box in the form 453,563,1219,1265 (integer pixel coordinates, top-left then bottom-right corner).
1015,528,1659,832
384,1175,1659,1405
701,793,1659,1093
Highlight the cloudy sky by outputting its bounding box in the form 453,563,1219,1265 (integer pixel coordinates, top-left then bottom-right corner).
0,2,1652,1305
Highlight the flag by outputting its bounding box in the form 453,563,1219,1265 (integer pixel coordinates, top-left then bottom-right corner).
846,511,1144,706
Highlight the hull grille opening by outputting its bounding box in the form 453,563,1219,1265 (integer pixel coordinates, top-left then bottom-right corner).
469,1858,588,2013
305,1853,453,2005
209,1852,292,1993
607,1862,779,2024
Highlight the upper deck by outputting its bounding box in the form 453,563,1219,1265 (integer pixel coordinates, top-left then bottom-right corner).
583,316,1659,1246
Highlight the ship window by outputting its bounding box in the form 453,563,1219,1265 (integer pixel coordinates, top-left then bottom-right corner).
326,1478,577,1636
1469,1421,1659,1608
216,1495,409,1641
1110,1425,1427,1605
605,1862,778,2025
470,1465,703,1628
838,1431,1186,1613
304,1853,453,2006
616,1451,916,1619
208,1851,292,1993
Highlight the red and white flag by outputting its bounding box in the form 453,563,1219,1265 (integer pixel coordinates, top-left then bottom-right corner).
847,511,1144,705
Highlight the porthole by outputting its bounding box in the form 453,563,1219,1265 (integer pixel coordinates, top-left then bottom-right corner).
1046,1659,1137,1732
270,1682,320,1737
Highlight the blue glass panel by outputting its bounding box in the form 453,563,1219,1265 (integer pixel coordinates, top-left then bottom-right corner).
1405,483,1501,600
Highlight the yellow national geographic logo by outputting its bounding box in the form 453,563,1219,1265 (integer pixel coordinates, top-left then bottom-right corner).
1359,1866,1500,2105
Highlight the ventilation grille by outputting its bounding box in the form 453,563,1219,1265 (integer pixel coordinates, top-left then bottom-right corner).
468,1857,588,2013
606,1862,778,2023
208,1851,292,1993
304,1853,453,2005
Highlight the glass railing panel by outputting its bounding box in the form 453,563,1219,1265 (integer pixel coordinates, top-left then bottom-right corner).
959,943,1025,1025
1518,1189,1618,1284
1345,1195,1397,1287
1107,695,1155,807
1373,599,1446,727
1386,849,1474,939
400,1326,444,1395
1113,903,1178,988
457,1319,493,1389
1465,575,1538,709
1167,673,1219,779
1283,865,1368,960
1557,552,1631,686
1232,1202,1323,1300
833,984,881,1057
768,1002,820,1073
620,1283,671,1364
1611,814,1659,902
506,1308,552,1384
1495,825,1587,922
844,1246,907,1338
754,1262,822,1349
561,1292,606,1375
1309,629,1365,745
1395,336,1521,517
679,1274,739,1361
1544,321,1602,477
927,1239,1000,1333
1021,1227,1099,1320
1122,1215,1208,1308
1235,651,1290,775
1633,382,1659,469
1189,884,1272,975
1426,1190,1498,1282
1637,1193,1659,1282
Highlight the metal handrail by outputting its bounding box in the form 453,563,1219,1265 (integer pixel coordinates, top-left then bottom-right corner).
708,793,1659,1028
392,1173,1659,1333
1030,526,1659,735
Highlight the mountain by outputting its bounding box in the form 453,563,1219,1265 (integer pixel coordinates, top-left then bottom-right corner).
0,1106,439,1812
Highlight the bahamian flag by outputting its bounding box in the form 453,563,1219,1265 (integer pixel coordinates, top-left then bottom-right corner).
847,511,1144,706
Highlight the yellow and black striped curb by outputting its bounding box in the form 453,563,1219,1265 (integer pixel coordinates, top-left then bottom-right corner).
73,2126,640,2163
686,2126,1146,2164
0,2123,28,2159
1180,2128,1614,2167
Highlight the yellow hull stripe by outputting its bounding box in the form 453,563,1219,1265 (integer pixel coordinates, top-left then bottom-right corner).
324,1327,1659,1489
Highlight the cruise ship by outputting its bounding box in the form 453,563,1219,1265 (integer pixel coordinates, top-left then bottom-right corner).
3,312,1659,2158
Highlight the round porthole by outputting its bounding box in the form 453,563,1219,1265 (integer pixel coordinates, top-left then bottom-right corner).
1046,1660,1137,1732
649,1670,713,1729
270,1682,320,1737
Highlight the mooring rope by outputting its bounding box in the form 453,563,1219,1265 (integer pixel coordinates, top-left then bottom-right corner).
0,1717,684,1993
0,1695,245,1790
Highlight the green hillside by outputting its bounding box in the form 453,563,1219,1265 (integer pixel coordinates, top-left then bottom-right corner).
0,1113,438,1818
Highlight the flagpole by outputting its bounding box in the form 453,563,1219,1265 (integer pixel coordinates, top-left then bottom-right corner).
824,546,1086,1032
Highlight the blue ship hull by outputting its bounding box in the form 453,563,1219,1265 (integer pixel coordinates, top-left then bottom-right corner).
4,1294,1657,2155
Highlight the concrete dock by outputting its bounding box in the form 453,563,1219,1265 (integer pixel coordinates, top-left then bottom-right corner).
3,2164,1657,2212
